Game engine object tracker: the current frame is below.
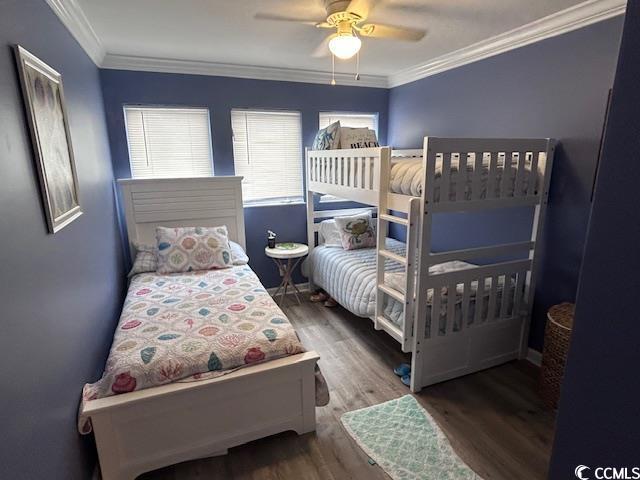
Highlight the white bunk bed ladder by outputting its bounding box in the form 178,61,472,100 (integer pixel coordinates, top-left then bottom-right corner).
374,148,423,352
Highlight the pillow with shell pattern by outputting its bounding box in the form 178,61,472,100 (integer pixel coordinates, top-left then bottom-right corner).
156,226,232,273
128,240,248,277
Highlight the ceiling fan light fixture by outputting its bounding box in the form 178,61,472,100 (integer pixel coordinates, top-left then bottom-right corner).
328,33,361,60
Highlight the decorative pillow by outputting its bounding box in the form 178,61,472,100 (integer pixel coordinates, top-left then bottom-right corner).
312,121,341,150
128,240,248,277
339,127,379,149
127,242,157,277
333,211,376,250
156,226,232,273
318,219,343,248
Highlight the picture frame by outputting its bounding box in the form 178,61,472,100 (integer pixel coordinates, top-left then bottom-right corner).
14,45,82,233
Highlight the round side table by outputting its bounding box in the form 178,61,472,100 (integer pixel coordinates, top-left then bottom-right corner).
265,242,309,306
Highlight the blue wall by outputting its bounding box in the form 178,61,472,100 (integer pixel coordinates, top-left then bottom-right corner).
0,1,125,479
387,17,623,350
100,69,388,287
550,1,640,475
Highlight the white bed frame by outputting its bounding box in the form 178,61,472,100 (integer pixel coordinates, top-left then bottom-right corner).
306,138,555,392
85,177,319,480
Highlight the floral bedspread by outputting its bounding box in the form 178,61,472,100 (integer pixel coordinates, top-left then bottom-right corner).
78,265,305,433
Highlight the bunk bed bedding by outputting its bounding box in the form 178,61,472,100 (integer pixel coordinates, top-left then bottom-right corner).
389,157,535,198
304,240,512,334
79,264,307,433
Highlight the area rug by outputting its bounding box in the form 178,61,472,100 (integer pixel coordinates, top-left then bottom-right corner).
341,395,482,480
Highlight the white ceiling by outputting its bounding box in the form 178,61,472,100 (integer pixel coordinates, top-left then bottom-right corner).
78,0,588,77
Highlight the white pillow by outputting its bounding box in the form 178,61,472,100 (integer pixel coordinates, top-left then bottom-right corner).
339,127,379,149
318,219,342,248
229,241,249,265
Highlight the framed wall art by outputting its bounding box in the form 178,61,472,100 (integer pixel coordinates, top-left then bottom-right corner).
15,45,82,233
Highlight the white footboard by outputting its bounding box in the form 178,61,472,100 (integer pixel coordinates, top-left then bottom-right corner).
86,352,319,480
412,261,531,389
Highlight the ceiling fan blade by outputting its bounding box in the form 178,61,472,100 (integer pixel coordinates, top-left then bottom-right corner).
312,34,336,58
359,23,425,41
346,0,375,19
254,12,324,26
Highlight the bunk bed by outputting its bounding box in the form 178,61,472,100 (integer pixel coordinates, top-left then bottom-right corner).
305,138,555,392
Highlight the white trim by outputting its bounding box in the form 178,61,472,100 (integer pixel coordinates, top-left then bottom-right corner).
388,0,625,87
44,0,105,65
267,282,310,296
101,54,388,88
526,348,543,367
45,0,624,87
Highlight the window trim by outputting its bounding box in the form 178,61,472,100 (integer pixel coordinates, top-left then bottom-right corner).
123,104,214,179
231,108,304,206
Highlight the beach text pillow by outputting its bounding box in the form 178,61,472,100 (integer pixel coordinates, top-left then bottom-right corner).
334,211,376,250
156,226,232,273
339,127,379,149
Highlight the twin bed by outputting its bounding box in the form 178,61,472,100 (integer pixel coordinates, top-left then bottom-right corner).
306,137,555,392
81,177,320,480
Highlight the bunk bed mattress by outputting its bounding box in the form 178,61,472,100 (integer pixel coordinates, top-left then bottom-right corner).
79,265,305,433
304,238,407,317
389,157,534,198
305,241,513,335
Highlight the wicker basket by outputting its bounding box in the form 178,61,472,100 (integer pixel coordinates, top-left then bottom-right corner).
540,302,575,409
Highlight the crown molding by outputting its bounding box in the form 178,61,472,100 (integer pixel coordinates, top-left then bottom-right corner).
44,0,105,65
47,0,624,89
388,0,626,88
101,54,388,88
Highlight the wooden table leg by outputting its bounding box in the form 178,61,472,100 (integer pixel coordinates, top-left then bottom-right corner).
271,257,303,307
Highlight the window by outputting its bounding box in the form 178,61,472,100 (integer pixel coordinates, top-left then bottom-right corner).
124,106,213,178
231,109,303,205
319,111,378,135
318,112,378,202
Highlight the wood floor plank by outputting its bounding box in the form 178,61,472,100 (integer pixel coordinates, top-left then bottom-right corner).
140,299,555,480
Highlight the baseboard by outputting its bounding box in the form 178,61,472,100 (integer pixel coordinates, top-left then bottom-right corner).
266,282,310,296
526,348,543,367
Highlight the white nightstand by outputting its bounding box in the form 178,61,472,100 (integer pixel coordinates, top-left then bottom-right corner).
265,242,309,306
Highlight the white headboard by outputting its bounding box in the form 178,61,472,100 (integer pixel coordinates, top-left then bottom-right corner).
118,177,246,253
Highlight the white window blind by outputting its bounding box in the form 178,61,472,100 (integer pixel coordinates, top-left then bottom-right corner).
319,111,378,134
231,109,303,205
124,106,213,178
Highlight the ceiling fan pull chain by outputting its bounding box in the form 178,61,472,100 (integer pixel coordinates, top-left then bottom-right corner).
331,54,336,85
355,50,360,81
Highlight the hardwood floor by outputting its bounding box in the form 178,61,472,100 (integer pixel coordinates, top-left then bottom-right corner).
141,298,556,480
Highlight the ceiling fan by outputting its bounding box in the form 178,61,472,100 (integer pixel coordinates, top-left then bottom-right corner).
255,0,426,61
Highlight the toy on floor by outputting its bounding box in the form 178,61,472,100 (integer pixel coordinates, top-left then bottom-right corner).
394,363,411,387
